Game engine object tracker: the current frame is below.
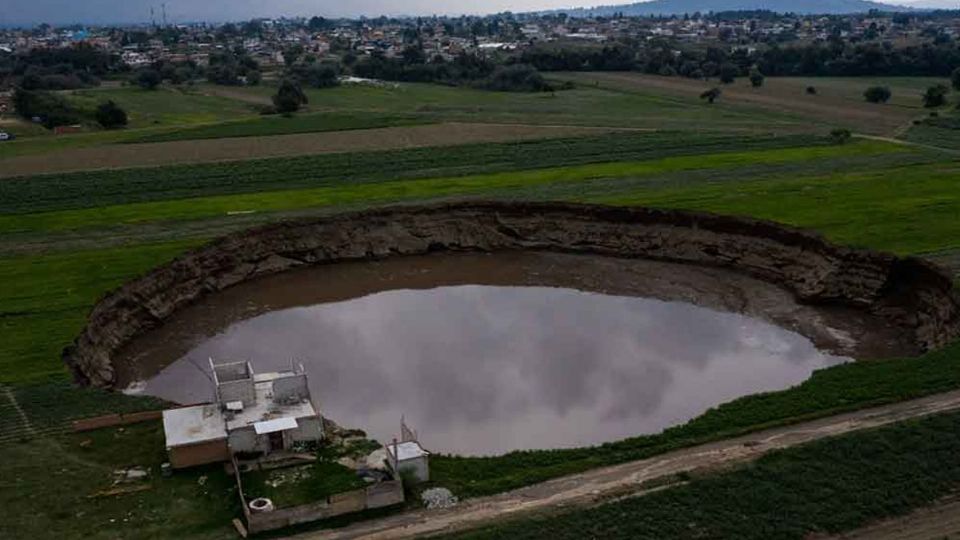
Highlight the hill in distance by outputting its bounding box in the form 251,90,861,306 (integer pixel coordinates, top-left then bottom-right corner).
545,0,913,16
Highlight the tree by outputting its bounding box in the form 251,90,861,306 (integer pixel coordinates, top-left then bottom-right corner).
749,67,764,88
95,100,127,128
12,88,83,128
952,67,960,92
863,86,891,103
718,63,738,84
272,79,308,114
283,45,304,67
923,84,949,108
806,86,817,95
700,87,722,104
135,68,161,90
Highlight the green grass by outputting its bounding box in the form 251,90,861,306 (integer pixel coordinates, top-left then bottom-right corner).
2,421,239,540
430,342,960,498
0,131,823,215
242,461,367,509
65,86,258,130
0,140,903,235
128,112,432,143
0,240,201,383
450,409,960,540
208,81,811,131
589,159,960,255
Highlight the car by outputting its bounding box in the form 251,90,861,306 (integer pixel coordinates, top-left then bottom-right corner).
0,131,13,141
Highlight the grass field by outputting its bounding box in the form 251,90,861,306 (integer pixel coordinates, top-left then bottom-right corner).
3,79,960,538
128,111,431,143
555,73,949,136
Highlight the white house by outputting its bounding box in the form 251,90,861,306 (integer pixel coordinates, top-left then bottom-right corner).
162,360,324,468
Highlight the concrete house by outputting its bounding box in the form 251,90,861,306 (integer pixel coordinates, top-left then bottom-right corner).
162,360,324,468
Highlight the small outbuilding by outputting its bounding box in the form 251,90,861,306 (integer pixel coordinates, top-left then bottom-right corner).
386,440,430,483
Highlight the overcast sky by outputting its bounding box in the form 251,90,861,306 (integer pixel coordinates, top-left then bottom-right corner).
3,0,956,26
3,0,593,26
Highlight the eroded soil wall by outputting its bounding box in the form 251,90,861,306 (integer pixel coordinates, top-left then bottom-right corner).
63,202,960,387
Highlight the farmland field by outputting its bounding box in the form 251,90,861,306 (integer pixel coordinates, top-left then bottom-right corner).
554,72,946,136
3,77,960,540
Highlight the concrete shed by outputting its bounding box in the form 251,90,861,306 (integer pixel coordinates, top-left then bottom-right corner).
162,404,229,468
386,441,430,483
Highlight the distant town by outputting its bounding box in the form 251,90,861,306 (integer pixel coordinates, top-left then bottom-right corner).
2,10,959,76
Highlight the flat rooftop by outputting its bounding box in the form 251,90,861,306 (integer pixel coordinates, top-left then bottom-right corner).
225,371,318,432
163,404,227,448
387,441,430,461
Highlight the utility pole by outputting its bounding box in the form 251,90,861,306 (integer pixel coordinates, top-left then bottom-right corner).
162,3,168,28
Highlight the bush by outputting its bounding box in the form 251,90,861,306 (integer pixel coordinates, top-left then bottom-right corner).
923,84,949,108
806,86,817,95
718,63,738,84
863,85,892,103
700,87,722,104
134,69,161,90
95,100,127,129
294,62,340,89
748,67,764,88
829,128,852,144
479,64,552,92
952,67,960,92
272,79,308,114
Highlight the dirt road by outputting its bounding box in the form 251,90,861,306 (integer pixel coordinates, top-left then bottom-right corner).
830,496,960,540
288,390,960,540
0,123,621,178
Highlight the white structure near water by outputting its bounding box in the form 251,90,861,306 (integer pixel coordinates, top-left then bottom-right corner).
162,359,324,468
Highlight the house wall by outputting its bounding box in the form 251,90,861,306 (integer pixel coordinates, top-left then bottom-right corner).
288,416,323,443
217,379,255,406
244,480,404,534
169,439,230,468
397,456,429,483
228,426,267,453
272,374,309,402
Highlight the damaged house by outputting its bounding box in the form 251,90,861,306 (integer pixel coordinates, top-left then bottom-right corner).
162,360,324,468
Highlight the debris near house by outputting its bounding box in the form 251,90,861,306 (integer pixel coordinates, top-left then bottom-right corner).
87,484,153,498
421,487,458,509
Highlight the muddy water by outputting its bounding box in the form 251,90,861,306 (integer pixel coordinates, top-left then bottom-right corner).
120,252,915,456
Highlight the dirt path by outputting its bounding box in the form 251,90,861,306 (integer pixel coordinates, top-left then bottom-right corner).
0,123,622,178
831,496,960,540
287,390,960,540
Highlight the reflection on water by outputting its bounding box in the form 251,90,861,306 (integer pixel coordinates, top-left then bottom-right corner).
144,285,848,455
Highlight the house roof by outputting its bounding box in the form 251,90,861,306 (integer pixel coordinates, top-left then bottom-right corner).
162,404,227,448
387,441,430,461
224,371,317,432
254,416,298,435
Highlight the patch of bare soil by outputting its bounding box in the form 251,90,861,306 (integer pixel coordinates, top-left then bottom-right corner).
570,73,917,135
0,123,618,178
284,390,960,540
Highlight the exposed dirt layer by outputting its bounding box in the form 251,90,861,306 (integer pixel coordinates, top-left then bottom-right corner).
0,123,616,178
114,251,911,389
63,202,960,389
284,390,960,540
